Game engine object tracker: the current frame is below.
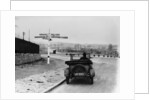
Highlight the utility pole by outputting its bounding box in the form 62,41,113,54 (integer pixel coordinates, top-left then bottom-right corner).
35,28,68,64
23,32,25,40
29,29,30,42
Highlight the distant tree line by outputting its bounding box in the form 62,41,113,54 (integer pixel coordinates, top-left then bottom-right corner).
55,44,119,57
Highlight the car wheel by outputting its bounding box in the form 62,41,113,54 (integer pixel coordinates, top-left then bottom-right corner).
66,77,70,84
90,68,95,77
90,77,93,84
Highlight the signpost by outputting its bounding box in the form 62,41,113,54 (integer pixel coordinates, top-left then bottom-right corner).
35,29,68,64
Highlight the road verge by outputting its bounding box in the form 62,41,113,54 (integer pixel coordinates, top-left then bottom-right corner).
42,79,66,93
15,68,66,93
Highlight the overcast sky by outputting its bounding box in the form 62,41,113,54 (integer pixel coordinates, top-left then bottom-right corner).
15,16,120,45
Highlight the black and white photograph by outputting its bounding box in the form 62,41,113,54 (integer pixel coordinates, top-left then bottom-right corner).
1,0,149,99
15,16,120,93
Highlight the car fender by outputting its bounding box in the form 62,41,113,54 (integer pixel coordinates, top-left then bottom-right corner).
64,68,70,77
90,68,95,77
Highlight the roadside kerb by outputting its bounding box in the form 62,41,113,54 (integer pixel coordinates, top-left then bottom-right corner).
42,78,66,93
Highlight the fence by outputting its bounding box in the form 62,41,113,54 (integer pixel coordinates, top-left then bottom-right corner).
15,38,39,53
15,38,41,65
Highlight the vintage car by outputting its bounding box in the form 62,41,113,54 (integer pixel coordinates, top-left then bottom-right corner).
64,53,95,84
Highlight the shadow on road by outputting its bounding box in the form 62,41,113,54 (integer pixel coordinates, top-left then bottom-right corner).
69,77,92,85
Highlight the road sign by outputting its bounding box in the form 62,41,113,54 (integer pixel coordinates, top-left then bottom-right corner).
38,33,67,39
35,30,68,64
59,36,68,39
35,36,45,38
39,33,47,35
35,35,48,39
51,34,60,38
51,34,60,36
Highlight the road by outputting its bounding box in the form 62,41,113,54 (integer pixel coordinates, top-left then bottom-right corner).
41,54,119,93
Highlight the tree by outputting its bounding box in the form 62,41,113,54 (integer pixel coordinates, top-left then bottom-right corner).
108,44,113,51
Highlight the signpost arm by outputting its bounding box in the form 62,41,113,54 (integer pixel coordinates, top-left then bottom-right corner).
35,28,68,65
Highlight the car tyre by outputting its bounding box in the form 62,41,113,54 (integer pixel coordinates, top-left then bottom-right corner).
90,77,93,84
66,77,70,84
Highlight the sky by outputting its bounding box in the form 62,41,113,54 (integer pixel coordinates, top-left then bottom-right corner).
15,16,120,45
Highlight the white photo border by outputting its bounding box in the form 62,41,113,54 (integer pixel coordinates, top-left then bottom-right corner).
0,10,135,100
10,0,149,94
